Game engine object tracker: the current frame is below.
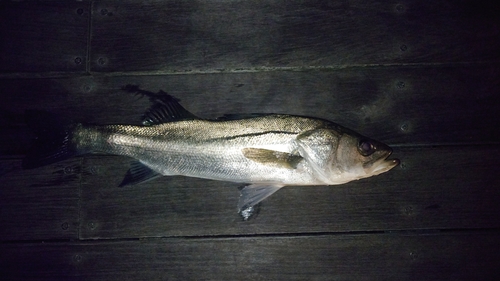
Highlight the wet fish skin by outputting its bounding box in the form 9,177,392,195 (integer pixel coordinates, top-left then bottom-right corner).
23,87,399,216
72,115,396,186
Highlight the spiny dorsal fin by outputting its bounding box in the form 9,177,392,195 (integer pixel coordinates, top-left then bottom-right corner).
242,148,303,169
122,85,198,125
142,98,198,125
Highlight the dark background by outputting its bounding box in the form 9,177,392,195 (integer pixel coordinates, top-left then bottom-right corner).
1,1,499,280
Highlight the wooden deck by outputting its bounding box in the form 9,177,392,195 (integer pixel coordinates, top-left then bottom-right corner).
1,1,499,280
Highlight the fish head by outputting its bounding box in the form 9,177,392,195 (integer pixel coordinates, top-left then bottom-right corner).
296,127,398,184
334,132,399,181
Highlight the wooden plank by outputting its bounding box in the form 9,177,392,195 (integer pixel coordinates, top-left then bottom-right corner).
0,158,80,241
89,0,500,72
0,1,89,75
1,232,499,280
78,145,500,239
1,64,499,156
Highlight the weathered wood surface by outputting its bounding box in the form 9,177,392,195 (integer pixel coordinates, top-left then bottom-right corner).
1,145,498,241
0,1,89,75
0,158,80,241
1,0,499,280
5,0,498,76
90,0,500,73
1,232,499,281
1,64,499,156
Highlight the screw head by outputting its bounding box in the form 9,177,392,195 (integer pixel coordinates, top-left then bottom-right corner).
400,44,408,52
89,166,99,175
409,251,419,260
73,254,82,263
88,222,96,230
61,222,69,230
74,57,82,65
400,162,408,169
404,206,414,215
83,85,92,92
64,166,74,174
97,57,107,65
76,8,84,16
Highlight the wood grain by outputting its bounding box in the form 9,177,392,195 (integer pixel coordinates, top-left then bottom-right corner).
90,0,500,73
1,64,499,156
0,159,80,241
78,145,500,239
1,232,499,280
0,1,89,75
1,1,499,280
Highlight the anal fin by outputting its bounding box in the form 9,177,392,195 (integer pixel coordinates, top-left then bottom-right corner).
119,161,161,187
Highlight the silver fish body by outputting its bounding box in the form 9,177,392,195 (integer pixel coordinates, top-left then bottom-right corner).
74,115,396,186
23,86,399,217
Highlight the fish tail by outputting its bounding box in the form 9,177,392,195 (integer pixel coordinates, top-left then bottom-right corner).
22,110,80,169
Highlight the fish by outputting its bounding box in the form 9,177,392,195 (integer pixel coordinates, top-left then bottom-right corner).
23,85,399,219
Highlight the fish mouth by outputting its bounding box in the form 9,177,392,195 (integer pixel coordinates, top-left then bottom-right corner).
367,150,400,176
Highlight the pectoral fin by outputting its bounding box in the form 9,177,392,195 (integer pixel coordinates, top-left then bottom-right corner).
238,184,284,218
242,148,303,169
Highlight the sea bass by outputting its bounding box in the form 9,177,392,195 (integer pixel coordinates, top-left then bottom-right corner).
23,85,399,218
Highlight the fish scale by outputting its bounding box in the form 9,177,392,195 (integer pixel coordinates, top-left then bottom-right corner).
23,86,399,218
77,118,315,184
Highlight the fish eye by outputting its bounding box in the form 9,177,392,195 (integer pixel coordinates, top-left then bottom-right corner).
358,140,375,156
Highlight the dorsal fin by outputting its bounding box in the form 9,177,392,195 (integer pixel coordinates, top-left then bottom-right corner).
122,85,198,125
141,95,198,125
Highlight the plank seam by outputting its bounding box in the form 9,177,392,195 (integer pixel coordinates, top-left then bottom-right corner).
3,227,499,245
77,157,83,241
1,61,499,79
85,1,93,75
86,60,500,77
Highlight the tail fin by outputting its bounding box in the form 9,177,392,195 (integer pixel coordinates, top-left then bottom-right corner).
22,110,79,169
